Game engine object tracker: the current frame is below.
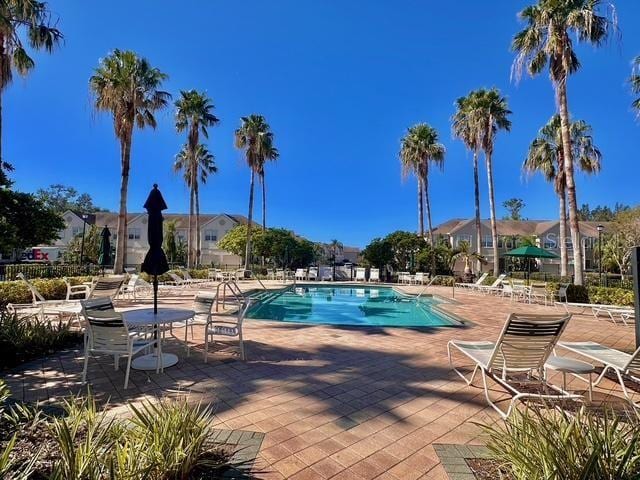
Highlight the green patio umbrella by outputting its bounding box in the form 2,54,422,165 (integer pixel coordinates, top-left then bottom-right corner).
97,226,112,274
504,245,558,279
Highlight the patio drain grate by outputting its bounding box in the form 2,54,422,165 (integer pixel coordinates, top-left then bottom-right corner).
433,443,492,480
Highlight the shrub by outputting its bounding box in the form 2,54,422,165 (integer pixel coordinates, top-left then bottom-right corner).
484,406,640,480
0,276,93,308
431,275,454,287
0,310,83,369
587,287,634,307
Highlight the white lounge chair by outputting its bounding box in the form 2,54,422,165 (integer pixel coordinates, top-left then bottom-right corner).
120,274,153,300
179,268,209,285
355,268,366,282
557,301,635,326
369,268,380,283
398,272,411,284
559,341,640,406
80,297,158,389
320,267,333,281
165,272,190,288
448,313,577,418
477,274,507,294
204,299,251,361
455,272,488,290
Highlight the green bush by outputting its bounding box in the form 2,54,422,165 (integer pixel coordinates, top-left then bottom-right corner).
0,276,94,308
431,275,454,287
12,391,245,480
587,287,634,307
484,406,640,480
0,310,83,369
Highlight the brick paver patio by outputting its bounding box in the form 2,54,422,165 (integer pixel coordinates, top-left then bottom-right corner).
3,281,637,479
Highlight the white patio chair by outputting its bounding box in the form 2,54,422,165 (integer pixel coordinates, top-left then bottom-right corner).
355,268,366,282
369,268,380,283
120,274,153,300
170,292,217,356
266,269,276,280
448,313,577,418
414,272,427,285
308,267,318,281
455,272,488,290
529,282,550,306
295,268,307,281
80,297,158,389
204,299,252,362
559,341,640,407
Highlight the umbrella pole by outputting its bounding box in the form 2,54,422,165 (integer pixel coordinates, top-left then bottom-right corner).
153,275,158,315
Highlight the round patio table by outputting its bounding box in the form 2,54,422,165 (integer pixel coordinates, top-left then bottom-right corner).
123,308,194,371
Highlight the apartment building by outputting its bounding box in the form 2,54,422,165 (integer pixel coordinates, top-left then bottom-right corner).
432,218,605,274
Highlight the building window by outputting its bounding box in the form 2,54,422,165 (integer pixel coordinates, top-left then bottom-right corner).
59,230,65,239
72,226,82,237
455,234,472,247
482,235,493,248
204,229,218,242
128,228,141,240
177,230,187,243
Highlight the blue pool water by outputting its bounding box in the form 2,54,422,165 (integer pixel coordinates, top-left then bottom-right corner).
247,285,457,327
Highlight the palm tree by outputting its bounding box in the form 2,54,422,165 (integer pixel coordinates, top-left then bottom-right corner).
466,89,511,276
512,0,616,285
328,239,343,280
90,50,170,273
630,56,640,115
173,143,217,267
452,94,483,272
257,133,279,231
234,115,275,270
174,90,219,267
0,0,63,179
399,124,446,242
451,241,486,275
523,115,601,277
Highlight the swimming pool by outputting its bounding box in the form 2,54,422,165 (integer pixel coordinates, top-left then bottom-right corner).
247,285,459,328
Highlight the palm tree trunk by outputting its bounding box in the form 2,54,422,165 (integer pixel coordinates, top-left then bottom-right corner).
424,172,436,275
195,182,200,268
485,145,500,276
417,179,424,237
188,186,194,268
244,169,255,270
473,150,482,273
557,81,583,285
558,186,568,277
261,172,266,231
114,135,131,274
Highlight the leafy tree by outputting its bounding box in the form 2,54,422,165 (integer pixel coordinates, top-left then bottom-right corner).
0,0,62,178
416,241,455,276
577,203,629,222
174,90,219,267
63,224,101,264
362,238,394,269
502,198,526,221
163,220,179,264
385,231,427,271
465,88,512,275
234,115,276,269
512,0,617,285
0,188,64,255
452,93,483,272
601,207,640,279
35,184,107,214
399,123,446,242
523,115,601,276
90,49,171,273
173,143,217,267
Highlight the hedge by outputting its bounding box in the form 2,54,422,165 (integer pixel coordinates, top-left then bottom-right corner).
547,282,634,306
0,277,93,308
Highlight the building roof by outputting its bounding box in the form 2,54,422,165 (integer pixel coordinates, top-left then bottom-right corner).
89,212,249,229
434,218,610,238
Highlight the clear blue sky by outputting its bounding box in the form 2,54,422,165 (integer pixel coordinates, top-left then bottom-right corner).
7,1,640,247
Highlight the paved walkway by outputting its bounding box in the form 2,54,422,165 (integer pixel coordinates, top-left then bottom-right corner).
3,281,637,479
